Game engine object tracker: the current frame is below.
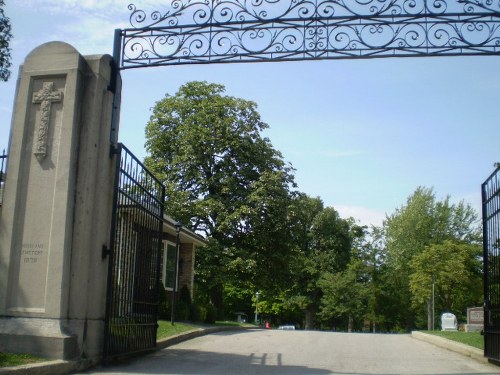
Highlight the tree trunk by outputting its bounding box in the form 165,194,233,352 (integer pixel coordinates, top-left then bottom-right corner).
210,284,224,319
427,298,432,331
348,315,353,332
304,307,315,330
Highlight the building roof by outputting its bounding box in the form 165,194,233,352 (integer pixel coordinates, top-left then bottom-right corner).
163,215,207,246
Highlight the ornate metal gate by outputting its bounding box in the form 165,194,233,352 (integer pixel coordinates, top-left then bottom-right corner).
104,0,500,360
114,0,500,70
104,143,165,360
482,167,500,362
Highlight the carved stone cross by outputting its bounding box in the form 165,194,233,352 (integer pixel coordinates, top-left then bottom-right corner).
32,82,63,159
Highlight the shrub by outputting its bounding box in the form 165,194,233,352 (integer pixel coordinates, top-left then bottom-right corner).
158,287,171,320
205,304,217,324
179,285,192,305
190,303,207,322
175,300,190,321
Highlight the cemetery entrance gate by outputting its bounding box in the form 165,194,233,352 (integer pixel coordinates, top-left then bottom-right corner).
108,0,500,360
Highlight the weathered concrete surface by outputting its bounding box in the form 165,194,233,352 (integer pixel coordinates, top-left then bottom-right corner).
412,331,486,363
80,330,500,375
0,41,117,361
0,359,84,375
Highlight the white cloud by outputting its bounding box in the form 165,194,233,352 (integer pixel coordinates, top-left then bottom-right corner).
14,0,174,17
52,18,127,55
11,3,132,56
11,1,184,56
335,205,387,228
15,0,127,15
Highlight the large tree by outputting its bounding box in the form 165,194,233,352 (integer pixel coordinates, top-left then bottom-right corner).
382,187,480,330
409,240,482,326
286,196,356,329
144,81,295,311
0,0,12,81
318,257,370,332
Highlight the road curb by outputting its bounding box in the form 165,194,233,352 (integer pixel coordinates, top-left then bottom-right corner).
411,331,487,363
0,359,94,375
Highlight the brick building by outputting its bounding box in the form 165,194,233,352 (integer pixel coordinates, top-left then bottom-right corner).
161,216,206,300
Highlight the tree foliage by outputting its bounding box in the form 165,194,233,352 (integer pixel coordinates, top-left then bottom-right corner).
409,240,482,323
310,207,352,273
144,82,482,331
145,81,294,238
0,0,12,82
382,187,481,329
318,257,370,331
144,81,295,309
385,187,479,272
285,196,358,329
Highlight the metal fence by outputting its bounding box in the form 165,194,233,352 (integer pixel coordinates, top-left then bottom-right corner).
482,166,500,361
103,143,165,360
0,150,7,205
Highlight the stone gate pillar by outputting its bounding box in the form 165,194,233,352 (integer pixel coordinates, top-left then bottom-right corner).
0,42,120,362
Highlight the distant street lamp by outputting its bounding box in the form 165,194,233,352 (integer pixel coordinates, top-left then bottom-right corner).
432,273,435,331
170,221,182,325
255,291,260,324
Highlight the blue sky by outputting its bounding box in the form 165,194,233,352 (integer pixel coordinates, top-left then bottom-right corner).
2,0,499,227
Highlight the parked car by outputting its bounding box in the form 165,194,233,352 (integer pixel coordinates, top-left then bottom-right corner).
277,325,295,330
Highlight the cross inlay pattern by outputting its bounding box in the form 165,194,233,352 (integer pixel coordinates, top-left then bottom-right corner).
32,82,63,159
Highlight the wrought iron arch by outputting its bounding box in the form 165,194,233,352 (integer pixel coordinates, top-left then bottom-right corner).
109,0,500,362
114,0,500,70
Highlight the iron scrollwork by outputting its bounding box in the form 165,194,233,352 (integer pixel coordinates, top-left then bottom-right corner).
116,0,500,69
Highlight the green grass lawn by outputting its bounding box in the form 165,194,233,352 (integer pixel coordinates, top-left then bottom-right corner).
157,320,251,340
157,321,202,340
0,352,45,368
421,330,484,350
215,320,255,327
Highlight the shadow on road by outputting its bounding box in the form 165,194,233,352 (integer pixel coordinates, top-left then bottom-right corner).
77,330,500,375
79,347,500,375
80,348,331,374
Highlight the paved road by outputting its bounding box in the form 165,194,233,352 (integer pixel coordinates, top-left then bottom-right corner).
80,330,500,375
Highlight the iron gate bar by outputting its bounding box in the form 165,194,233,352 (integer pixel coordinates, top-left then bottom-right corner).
482,167,500,362
0,150,7,205
104,143,165,360
114,0,500,70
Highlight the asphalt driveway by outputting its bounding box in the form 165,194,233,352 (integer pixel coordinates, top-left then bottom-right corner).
80,329,500,375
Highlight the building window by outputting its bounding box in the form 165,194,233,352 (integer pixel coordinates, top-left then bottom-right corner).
162,241,177,291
